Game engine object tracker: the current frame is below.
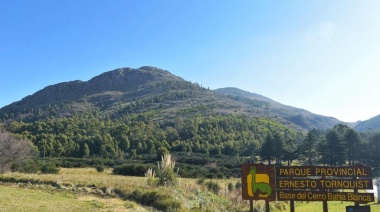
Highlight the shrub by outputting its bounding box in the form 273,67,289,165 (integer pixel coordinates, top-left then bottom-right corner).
11,159,40,173
96,165,105,173
228,182,234,191
0,130,35,173
127,189,182,211
145,168,156,186
196,178,205,185
206,180,220,194
156,153,178,186
113,164,155,176
216,172,224,179
41,163,59,174
235,181,242,190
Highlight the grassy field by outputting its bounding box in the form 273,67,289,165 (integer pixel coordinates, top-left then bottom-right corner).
0,184,145,212
0,168,378,211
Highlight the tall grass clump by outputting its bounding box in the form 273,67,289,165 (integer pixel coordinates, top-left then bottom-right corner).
145,168,156,186
156,153,178,186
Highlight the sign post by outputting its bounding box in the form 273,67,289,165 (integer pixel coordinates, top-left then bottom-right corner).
241,163,276,212
242,164,375,211
276,164,374,211
378,178,380,204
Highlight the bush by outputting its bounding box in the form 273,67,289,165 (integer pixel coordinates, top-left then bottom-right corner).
145,168,156,186
96,165,105,173
0,130,35,173
235,181,242,190
196,178,205,185
156,153,178,186
113,163,155,176
11,159,40,173
127,189,182,211
206,180,220,194
228,182,234,191
41,163,59,174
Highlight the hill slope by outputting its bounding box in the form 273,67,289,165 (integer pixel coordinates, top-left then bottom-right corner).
1,66,183,112
214,87,344,131
1,67,344,131
354,115,380,132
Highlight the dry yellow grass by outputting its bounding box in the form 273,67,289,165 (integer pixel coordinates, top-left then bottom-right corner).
0,184,143,212
0,168,154,211
1,168,378,211
2,168,145,193
1,168,248,211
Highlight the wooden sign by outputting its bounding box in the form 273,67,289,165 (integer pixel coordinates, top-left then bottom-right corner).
276,164,371,177
241,163,375,205
277,190,374,203
277,178,373,189
275,164,374,203
241,163,276,201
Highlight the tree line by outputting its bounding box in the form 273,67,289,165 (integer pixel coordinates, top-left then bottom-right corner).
2,109,380,169
260,124,380,168
3,110,300,160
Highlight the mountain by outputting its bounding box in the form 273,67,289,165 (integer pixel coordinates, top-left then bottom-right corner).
2,66,183,111
0,66,344,131
214,87,344,131
354,115,380,132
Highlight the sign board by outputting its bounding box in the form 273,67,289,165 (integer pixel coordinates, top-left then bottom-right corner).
241,163,276,201
277,190,374,203
277,179,373,190
241,164,375,204
275,164,374,204
276,165,371,177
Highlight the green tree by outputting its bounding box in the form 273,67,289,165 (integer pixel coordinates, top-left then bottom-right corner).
260,135,276,165
119,134,130,151
343,129,362,165
156,147,169,160
273,133,285,165
367,132,380,168
299,129,319,165
210,145,222,156
83,143,90,158
323,130,346,166
147,139,155,154
283,138,297,166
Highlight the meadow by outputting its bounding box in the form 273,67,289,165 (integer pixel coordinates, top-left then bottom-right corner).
0,168,378,211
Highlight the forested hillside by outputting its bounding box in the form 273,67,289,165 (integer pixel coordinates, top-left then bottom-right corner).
215,87,344,130
1,67,345,131
4,111,300,159
1,66,379,176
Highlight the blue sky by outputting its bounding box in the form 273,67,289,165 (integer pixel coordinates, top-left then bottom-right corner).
1,1,380,122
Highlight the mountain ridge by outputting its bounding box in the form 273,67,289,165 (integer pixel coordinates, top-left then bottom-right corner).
214,87,345,131
6,67,182,109
0,66,352,131
354,114,380,132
